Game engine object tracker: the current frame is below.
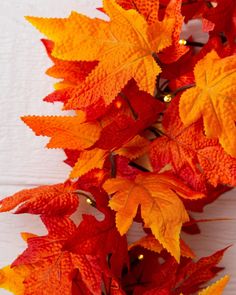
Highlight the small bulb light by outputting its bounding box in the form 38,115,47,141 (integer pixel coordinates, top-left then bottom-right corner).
163,94,172,103
86,198,93,205
115,101,122,109
179,39,187,46
138,254,144,260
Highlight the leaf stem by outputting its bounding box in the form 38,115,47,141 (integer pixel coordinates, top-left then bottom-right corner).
148,126,165,137
129,161,150,172
186,40,205,47
120,92,138,120
172,83,195,96
109,152,117,178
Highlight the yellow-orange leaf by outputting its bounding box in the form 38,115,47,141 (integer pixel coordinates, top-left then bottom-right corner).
0,265,32,295
179,50,236,157
21,115,101,150
116,135,150,160
70,149,108,179
198,275,230,295
26,0,178,109
103,173,204,261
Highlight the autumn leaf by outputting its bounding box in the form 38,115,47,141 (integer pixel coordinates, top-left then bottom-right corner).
150,96,236,190
0,182,78,216
64,190,129,278
179,50,236,157
12,216,103,295
199,275,230,295
21,114,101,150
26,0,179,110
0,264,33,295
202,0,236,45
174,247,229,295
116,135,150,160
41,39,97,87
115,0,160,25
103,172,204,261
129,234,195,259
122,246,228,294
70,148,108,179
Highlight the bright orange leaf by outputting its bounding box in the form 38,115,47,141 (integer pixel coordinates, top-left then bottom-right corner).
70,148,108,179
179,50,236,157
0,264,33,295
198,275,230,295
103,172,204,261
21,114,101,150
26,0,179,110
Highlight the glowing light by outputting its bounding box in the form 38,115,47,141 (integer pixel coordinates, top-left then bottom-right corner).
179,39,187,46
115,100,122,109
163,94,172,103
138,254,144,260
86,198,93,205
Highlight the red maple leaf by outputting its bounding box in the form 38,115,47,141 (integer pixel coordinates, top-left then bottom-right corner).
150,96,236,191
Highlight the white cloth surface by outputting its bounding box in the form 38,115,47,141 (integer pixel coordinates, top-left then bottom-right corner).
0,0,235,294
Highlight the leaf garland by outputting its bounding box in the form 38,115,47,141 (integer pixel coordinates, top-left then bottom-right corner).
1,0,235,294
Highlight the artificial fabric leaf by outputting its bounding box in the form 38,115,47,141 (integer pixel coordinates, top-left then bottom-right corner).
26,0,178,110
115,0,159,25
42,39,97,86
21,114,101,150
180,0,210,22
0,182,78,216
202,0,236,45
174,247,229,294
70,149,108,179
116,0,188,63
116,135,150,160
198,275,230,295
0,264,33,295
64,202,128,278
94,80,164,151
129,234,195,258
179,50,236,157
122,246,228,294
13,216,103,295
150,96,236,190
103,172,204,261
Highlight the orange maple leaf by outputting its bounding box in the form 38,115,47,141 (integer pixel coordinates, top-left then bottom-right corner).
103,172,204,261
42,39,97,89
21,114,101,150
26,0,179,110
117,0,188,63
0,264,33,295
198,275,230,295
0,182,78,216
179,50,236,157
69,135,149,179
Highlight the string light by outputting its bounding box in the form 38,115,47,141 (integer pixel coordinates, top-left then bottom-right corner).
138,254,144,260
115,100,122,109
86,198,93,205
179,39,187,46
163,94,172,103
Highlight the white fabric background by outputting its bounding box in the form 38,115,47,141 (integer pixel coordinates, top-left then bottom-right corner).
0,0,235,294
